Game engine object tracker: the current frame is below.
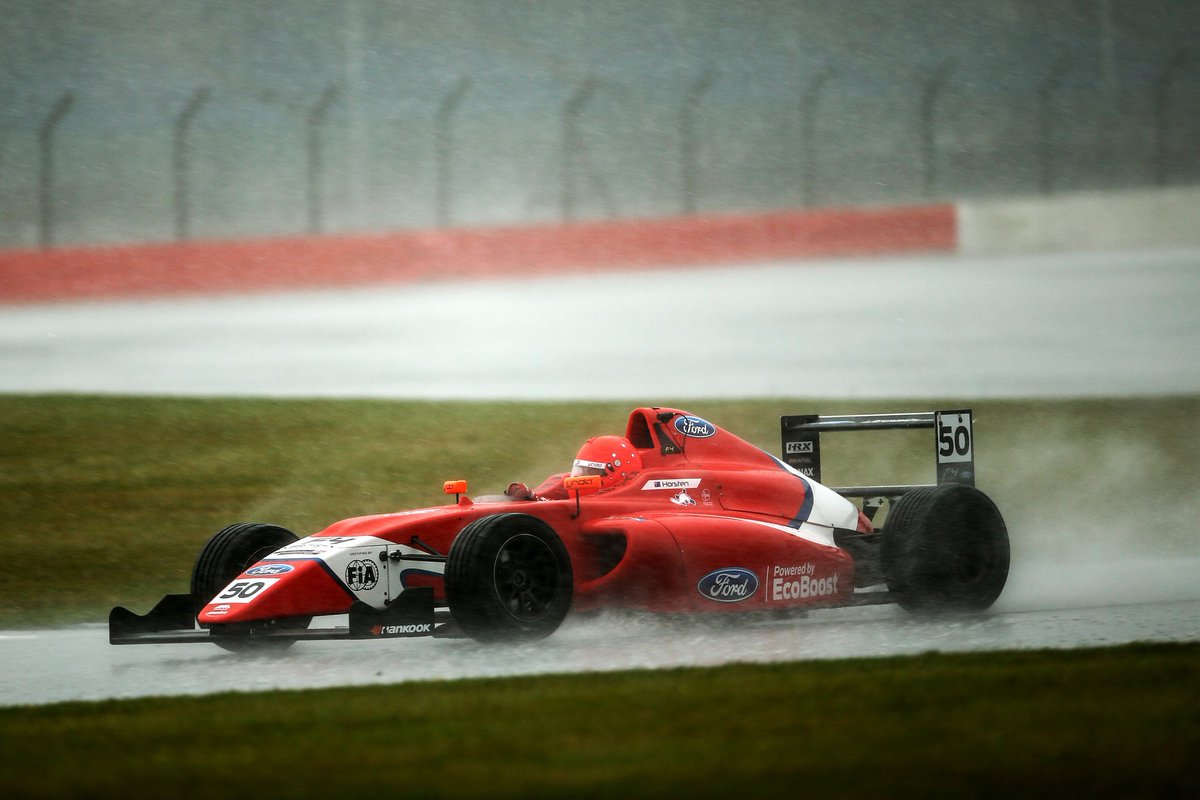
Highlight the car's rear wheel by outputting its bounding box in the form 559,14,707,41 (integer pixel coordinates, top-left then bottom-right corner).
882,484,1009,611
191,522,309,652
445,513,573,642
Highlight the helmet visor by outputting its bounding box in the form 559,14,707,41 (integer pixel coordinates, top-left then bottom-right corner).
570,458,608,477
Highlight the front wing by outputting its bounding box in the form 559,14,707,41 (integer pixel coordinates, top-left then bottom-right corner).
108,587,449,645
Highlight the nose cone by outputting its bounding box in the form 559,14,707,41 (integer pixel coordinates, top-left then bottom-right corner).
198,560,354,625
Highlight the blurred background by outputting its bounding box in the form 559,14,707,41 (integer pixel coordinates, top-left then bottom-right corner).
2,0,1198,250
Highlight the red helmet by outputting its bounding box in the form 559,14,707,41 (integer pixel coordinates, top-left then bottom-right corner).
570,435,641,489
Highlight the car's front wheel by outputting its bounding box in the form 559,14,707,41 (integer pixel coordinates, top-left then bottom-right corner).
445,513,573,642
191,522,309,652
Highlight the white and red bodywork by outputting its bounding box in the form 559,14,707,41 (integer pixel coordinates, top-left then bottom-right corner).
198,407,871,629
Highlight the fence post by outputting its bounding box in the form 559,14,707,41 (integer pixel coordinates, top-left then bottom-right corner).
561,78,599,222
306,85,340,234
800,67,833,207
173,87,211,241
1154,49,1193,187
920,59,955,198
38,91,75,249
1037,59,1068,195
680,69,715,214
435,77,471,228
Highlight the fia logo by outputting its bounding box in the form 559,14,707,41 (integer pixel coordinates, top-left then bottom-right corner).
345,559,379,592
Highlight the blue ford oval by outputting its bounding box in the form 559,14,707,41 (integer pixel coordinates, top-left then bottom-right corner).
697,567,759,603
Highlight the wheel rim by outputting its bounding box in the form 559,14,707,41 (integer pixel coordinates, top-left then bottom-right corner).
492,533,561,622
949,538,987,586
949,500,1001,585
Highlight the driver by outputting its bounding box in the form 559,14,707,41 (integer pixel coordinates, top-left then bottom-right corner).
506,435,642,500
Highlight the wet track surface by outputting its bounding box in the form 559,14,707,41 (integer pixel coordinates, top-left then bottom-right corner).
2,248,1199,706
3,558,1198,707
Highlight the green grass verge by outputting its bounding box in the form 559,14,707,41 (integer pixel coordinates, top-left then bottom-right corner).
2,394,1199,627
1,643,1196,798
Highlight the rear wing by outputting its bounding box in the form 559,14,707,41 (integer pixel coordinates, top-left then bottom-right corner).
780,409,975,502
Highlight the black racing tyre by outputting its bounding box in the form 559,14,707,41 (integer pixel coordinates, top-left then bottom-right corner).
445,513,573,643
882,484,1009,612
191,522,308,652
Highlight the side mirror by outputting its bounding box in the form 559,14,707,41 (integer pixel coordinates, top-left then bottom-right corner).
563,475,602,495
564,474,601,518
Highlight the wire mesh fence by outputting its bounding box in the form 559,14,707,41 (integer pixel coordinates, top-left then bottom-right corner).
3,6,1197,250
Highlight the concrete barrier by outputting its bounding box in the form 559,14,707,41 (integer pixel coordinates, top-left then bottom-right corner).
4,187,1195,304
958,187,1200,255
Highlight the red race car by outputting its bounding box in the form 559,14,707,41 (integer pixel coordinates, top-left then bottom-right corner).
110,406,1009,650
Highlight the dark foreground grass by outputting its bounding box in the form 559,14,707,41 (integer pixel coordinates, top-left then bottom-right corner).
1,643,1196,798
2,394,1199,627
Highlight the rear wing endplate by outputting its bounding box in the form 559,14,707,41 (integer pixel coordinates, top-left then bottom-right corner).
780,409,975,497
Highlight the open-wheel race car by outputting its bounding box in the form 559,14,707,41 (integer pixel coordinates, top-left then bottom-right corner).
110,406,1010,650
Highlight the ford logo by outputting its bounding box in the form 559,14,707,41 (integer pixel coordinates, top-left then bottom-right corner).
697,567,759,603
245,563,293,576
674,415,716,439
